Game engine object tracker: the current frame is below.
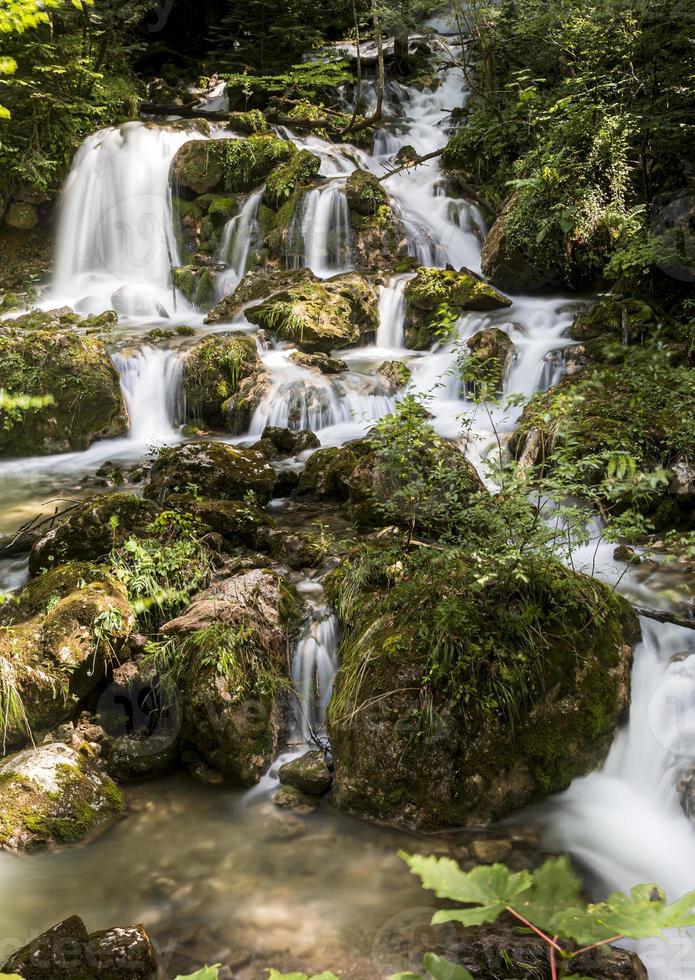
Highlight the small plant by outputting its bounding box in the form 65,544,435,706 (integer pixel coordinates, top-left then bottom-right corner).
174,968,221,980
391,952,472,980
266,971,339,980
401,853,695,980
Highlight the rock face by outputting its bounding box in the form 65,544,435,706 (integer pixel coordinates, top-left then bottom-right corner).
0,565,134,745
245,271,379,353
481,194,558,291
161,568,302,784
29,494,159,575
2,915,157,979
278,750,332,795
404,267,512,348
172,135,296,195
0,321,127,457
181,332,260,427
144,441,276,503
327,550,639,830
0,743,124,850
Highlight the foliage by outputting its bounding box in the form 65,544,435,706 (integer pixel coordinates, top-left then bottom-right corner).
223,60,353,111
266,971,340,980
403,852,695,977
446,0,695,298
391,953,472,980
108,511,212,628
174,968,221,980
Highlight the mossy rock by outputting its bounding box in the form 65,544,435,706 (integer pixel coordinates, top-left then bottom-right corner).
404,267,512,349
350,200,409,272
182,332,260,426
480,193,561,292
205,267,315,324
377,359,411,392
464,327,515,396
166,494,275,550
0,326,127,457
144,441,276,504
278,749,332,795
259,425,320,457
228,109,270,134
4,202,39,230
0,742,124,851
161,568,302,785
221,371,270,435
172,135,296,195
289,350,348,374
264,149,321,211
245,271,379,353
297,446,359,499
29,494,159,575
172,265,219,306
345,169,388,217
327,544,639,830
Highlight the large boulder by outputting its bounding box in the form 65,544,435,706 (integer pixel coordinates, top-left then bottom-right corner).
2,915,157,979
263,149,322,211
0,323,127,457
345,170,409,271
181,332,260,427
144,441,276,503
245,271,379,353
171,135,296,195
278,750,332,795
161,568,302,784
0,743,124,850
326,544,639,830
297,446,359,499
0,563,134,746
29,494,159,575
464,327,515,396
167,493,275,550
481,194,559,292
205,266,315,324
404,267,512,348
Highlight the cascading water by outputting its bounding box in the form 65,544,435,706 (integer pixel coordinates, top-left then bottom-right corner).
291,585,340,742
287,183,353,277
52,121,199,318
215,189,263,298
376,274,409,350
113,346,182,442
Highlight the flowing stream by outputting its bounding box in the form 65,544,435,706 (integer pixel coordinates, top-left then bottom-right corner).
0,22,693,980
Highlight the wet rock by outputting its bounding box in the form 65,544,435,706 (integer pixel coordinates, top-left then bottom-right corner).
4,201,39,230
273,785,317,813
144,441,276,504
345,169,388,217
464,327,515,395
29,494,159,575
222,371,271,434
377,359,411,392
110,286,168,318
404,267,512,349
104,733,179,782
613,544,641,565
0,324,127,457
172,135,295,195
481,194,559,292
260,425,320,457
264,149,321,210
161,568,302,784
182,332,260,427
289,350,348,374
167,494,275,550
470,838,512,863
0,565,134,745
669,459,695,501
278,750,332,795
297,446,359,499
245,271,379,353
2,915,157,979
570,297,658,349
0,743,124,851
205,267,316,324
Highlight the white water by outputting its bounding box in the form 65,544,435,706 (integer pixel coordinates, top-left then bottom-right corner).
287,183,353,277
215,189,263,298
376,274,409,350
112,346,182,442
53,122,199,318
291,582,340,742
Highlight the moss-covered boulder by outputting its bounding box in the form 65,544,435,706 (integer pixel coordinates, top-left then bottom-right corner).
510,358,695,531
171,263,218,306
29,494,159,575
464,327,515,395
160,568,302,784
326,543,639,829
345,169,388,217
221,371,270,434
172,135,296,195
0,742,124,850
182,332,260,426
278,749,332,795
2,916,158,980
481,194,560,292
246,271,379,353
289,350,348,374
377,359,411,392
258,425,320,457
297,446,359,499
404,267,512,349
0,565,134,745
0,325,127,457
205,266,315,324
166,494,275,550
228,109,269,134
264,149,322,210
144,441,276,503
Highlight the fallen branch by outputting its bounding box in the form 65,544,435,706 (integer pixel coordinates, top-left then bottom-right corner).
378,147,444,180
139,101,230,121
633,605,695,632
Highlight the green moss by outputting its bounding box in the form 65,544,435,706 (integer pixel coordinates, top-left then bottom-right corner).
345,169,388,216
173,136,296,196
182,332,260,426
264,149,321,210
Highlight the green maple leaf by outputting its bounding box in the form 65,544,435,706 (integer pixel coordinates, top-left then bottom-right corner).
551,884,695,945
174,967,221,980
400,852,532,927
390,952,473,980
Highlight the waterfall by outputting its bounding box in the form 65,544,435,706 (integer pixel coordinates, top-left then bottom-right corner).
287,184,353,277
53,122,199,317
291,589,340,741
113,346,182,443
535,620,695,980
376,274,409,349
215,189,263,298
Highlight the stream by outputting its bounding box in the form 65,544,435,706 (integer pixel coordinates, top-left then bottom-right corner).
0,23,694,980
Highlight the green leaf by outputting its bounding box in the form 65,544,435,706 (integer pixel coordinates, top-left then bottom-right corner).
423,952,473,980
266,972,339,980
551,884,695,945
515,857,583,933
401,853,532,928
174,968,221,980
0,974,25,980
